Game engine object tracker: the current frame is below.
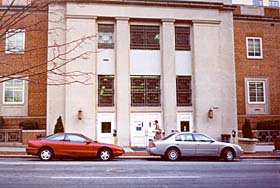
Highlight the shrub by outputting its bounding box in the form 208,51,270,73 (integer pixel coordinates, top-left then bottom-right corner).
19,119,38,130
242,119,253,138
0,116,4,126
54,116,64,133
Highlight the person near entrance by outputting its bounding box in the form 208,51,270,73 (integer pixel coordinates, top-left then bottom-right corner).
154,120,162,140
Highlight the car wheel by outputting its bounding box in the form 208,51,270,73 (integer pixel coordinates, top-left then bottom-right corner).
223,149,235,161
39,147,53,161
165,148,180,161
98,148,112,161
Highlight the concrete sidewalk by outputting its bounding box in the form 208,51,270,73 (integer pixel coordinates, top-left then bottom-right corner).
0,145,279,159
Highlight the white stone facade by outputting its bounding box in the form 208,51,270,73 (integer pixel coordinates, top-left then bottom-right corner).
47,0,237,147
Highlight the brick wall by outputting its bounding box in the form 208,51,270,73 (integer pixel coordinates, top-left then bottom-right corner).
0,8,48,130
22,130,46,145
234,17,280,130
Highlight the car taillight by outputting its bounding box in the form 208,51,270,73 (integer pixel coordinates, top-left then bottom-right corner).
150,142,156,148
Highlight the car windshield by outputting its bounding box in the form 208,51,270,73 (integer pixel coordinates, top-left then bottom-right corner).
162,133,176,141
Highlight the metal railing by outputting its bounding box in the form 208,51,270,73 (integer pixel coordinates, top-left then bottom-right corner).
257,130,280,142
0,129,21,143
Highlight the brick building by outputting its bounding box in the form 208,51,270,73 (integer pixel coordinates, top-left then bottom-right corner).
233,4,280,142
0,0,47,144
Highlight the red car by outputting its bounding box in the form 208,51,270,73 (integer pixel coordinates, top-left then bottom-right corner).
26,133,125,161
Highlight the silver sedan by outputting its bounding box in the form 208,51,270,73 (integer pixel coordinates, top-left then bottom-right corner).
147,132,243,161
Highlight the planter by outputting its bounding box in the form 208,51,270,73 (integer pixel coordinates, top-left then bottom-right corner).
238,137,258,153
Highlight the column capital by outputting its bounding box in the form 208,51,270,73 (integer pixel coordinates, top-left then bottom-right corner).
161,18,176,23
115,17,130,21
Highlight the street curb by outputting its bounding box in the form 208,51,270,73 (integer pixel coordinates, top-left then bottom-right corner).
0,154,279,160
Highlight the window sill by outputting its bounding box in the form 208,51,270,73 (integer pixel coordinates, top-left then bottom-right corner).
246,56,263,60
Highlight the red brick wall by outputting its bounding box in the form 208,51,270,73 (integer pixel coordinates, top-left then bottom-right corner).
22,130,46,145
0,9,47,129
234,19,280,129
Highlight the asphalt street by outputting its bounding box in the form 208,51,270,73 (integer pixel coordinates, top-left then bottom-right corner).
0,158,279,188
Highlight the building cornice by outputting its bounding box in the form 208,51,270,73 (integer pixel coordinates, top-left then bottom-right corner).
234,15,280,23
53,0,236,11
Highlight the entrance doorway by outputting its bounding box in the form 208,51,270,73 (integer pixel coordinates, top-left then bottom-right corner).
130,113,161,147
177,112,193,132
97,113,115,144
180,121,190,132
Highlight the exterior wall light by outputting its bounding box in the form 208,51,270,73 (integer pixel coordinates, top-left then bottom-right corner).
78,109,83,120
208,108,214,119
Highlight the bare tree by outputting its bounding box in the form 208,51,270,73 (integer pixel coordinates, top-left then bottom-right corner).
0,0,95,85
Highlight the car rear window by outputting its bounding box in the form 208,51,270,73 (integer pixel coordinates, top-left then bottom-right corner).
43,134,65,141
162,133,176,141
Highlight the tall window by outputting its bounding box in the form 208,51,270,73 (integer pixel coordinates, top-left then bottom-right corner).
5,29,25,53
175,27,191,51
253,0,263,6
98,75,114,106
247,81,265,104
131,76,161,106
269,0,279,7
246,37,262,59
98,24,114,49
176,76,192,106
3,79,24,104
130,25,160,50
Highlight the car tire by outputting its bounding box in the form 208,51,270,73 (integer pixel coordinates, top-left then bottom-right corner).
39,147,53,161
222,149,235,162
98,148,112,161
165,148,180,161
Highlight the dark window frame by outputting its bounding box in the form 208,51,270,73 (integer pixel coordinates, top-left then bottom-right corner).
131,76,161,106
176,76,192,106
98,75,114,106
130,25,160,50
175,27,191,51
98,24,114,49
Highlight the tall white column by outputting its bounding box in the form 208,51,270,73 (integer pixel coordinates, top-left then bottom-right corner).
115,17,130,147
161,19,177,134
192,21,222,139
63,15,97,139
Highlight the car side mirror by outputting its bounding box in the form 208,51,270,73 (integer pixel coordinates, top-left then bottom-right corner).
85,140,91,144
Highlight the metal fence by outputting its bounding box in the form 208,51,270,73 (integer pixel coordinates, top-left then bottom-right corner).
0,129,21,143
257,130,280,142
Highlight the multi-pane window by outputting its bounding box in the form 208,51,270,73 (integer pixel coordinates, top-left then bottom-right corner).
176,76,192,106
98,75,114,106
247,81,265,104
246,37,262,58
98,24,114,49
131,76,161,106
175,27,191,51
3,79,24,104
130,25,160,50
253,0,263,6
269,0,279,7
5,29,25,53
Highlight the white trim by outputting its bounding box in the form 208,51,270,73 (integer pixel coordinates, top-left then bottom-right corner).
246,37,263,59
246,80,266,104
5,29,25,54
3,79,25,105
